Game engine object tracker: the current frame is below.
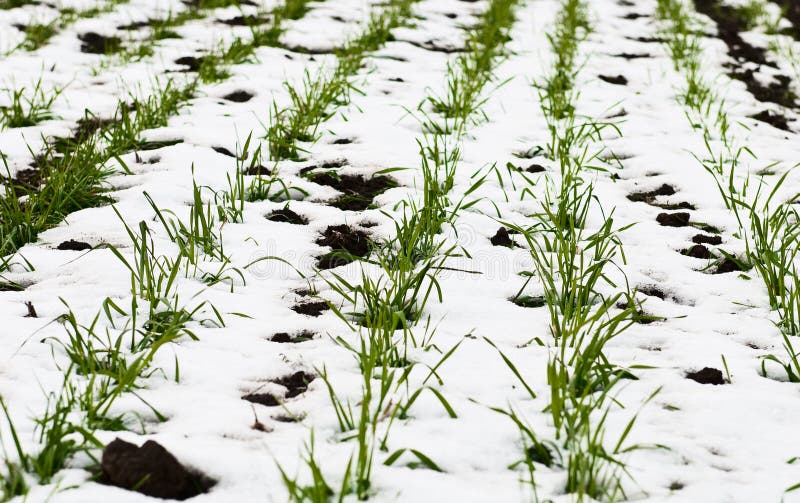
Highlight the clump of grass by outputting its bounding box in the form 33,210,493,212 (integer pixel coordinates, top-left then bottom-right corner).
0,77,63,129
267,0,419,161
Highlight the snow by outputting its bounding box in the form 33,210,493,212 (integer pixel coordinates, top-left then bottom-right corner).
2,0,800,501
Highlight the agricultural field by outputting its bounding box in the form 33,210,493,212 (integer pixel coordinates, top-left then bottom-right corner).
3,0,800,501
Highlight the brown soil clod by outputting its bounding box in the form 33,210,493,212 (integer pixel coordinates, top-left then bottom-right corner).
212,146,237,158
272,371,316,398
490,227,514,247
657,212,691,227
292,301,329,317
628,184,676,204
100,438,214,500
57,239,92,251
599,74,628,85
686,367,726,385
223,90,254,103
174,56,206,72
316,225,371,269
266,207,307,225
612,52,651,59
308,172,396,211
78,32,122,54
217,15,270,26
714,257,747,274
693,0,798,108
750,109,791,131
526,164,546,173
692,234,722,245
682,244,713,259
270,330,315,343
638,285,666,300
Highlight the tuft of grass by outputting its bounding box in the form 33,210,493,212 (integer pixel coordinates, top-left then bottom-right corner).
0,77,63,129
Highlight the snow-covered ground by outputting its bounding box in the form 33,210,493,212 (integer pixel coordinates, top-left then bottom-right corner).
2,0,800,501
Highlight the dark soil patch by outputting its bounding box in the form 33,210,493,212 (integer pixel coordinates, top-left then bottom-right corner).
266,207,307,225
174,56,206,72
24,301,37,318
682,244,713,259
117,20,150,30
657,212,691,227
241,392,281,406
406,39,465,53
270,330,315,343
100,438,214,500
217,14,270,26
750,109,791,131
526,164,546,173
223,90,254,102
693,234,722,245
57,239,91,251
292,301,329,317
693,0,797,108
242,371,316,406
770,1,800,40
638,285,666,300
612,52,651,59
686,367,726,385
622,12,648,19
316,225,371,269
599,74,628,85
245,164,271,176
627,184,675,204
332,137,354,145
490,227,514,247
138,139,184,151
78,33,122,54
9,168,42,191
308,172,396,211
272,371,316,398
53,116,116,153
212,146,237,158
714,256,747,274
513,296,546,308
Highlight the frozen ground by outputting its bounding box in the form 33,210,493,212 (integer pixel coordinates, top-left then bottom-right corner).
1,0,800,501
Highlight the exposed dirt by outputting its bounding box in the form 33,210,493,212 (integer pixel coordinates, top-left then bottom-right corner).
78,33,122,54
217,15,270,26
682,244,713,259
53,116,116,153
100,438,214,500
223,90,254,103
270,330,315,343
686,367,726,385
242,371,315,407
57,239,92,251
272,371,316,398
291,301,329,317
513,296,546,308
212,146,237,158
693,0,797,109
638,285,667,300
692,234,722,245
657,212,691,227
714,256,747,274
612,52,652,59
490,227,514,247
174,56,206,72
750,109,791,131
316,225,371,269
598,74,628,85
526,163,546,173
266,207,307,225
24,301,37,318
308,172,396,211
628,183,675,204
